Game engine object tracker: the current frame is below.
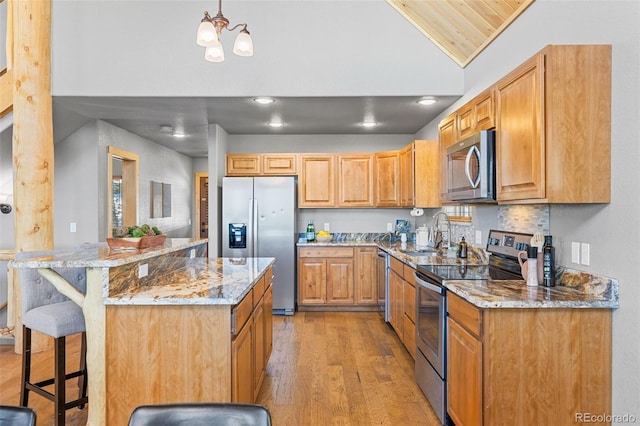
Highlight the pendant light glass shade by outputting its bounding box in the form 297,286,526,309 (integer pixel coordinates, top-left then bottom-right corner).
196,21,219,47
232,30,254,56
205,44,225,62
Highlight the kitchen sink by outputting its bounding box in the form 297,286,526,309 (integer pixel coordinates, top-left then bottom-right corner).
400,249,441,256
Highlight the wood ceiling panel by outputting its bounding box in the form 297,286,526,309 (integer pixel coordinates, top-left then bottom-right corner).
387,0,535,67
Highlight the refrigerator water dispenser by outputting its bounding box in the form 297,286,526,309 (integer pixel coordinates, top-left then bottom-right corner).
228,223,247,249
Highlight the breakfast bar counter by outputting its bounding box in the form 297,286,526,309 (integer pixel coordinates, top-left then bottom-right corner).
11,239,275,425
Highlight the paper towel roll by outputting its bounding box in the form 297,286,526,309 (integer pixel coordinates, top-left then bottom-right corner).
410,208,424,217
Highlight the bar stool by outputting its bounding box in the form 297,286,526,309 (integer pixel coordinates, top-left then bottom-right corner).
0,405,36,426
128,403,272,426
16,251,88,426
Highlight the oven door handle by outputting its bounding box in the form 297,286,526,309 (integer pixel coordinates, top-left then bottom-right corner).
414,272,445,295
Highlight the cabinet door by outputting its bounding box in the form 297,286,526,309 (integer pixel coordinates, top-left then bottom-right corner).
337,154,374,207
413,140,441,208
438,114,456,204
374,151,400,207
262,154,297,175
298,155,336,207
456,102,474,140
227,154,261,175
399,144,415,207
232,319,254,403
298,258,327,304
326,258,354,304
474,88,494,131
388,269,403,336
253,296,266,400
447,318,483,426
264,283,273,362
496,54,545,201
354,247,377,305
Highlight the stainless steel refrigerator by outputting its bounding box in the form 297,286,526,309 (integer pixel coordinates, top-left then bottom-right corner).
222,176,297,315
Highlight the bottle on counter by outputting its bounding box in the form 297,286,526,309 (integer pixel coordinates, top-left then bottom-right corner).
526,246,539,287
306,220,315,242
542,235,556,287
458,237,468,258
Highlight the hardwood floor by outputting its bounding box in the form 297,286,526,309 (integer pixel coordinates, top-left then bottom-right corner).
0,312,440,425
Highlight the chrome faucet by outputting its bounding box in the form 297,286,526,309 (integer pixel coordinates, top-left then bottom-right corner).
432,211,452,249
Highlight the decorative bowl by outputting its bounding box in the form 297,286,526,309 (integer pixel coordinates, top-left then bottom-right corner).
315,235,333,243
107,234,166,250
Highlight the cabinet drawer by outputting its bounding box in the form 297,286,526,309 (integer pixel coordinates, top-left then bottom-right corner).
389,256,404,276
265,266,274,286
403,314,416,359
231,288,254,335
298,247,354,258
447,292,482,337
403,264,416,281
253,276,266,308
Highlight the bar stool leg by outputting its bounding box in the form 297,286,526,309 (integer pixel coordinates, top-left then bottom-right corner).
20,325,32,407
78,332,88,409
55,336,66,426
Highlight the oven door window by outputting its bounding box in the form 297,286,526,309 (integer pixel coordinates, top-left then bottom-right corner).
416,285,445,376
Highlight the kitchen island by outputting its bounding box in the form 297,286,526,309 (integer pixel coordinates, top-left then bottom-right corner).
11,239,275,426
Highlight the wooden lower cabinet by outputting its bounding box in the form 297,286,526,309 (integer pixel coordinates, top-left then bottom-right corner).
388,257,416,358
298,246,378,310
446,292,612,425
232,312,254,403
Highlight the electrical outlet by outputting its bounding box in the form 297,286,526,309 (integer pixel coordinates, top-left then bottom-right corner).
580,243,590,266
70,222,77,233
571,242,580,264
190,249,196,259
324,222,330,232
386,223,393,232
475,230,482,245
138,263,148,278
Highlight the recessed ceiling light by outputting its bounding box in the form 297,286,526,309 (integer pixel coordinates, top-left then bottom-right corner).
254,97,275,105
417,97,438,106
361,121,378,128
172,132,187,138
268,121,284,128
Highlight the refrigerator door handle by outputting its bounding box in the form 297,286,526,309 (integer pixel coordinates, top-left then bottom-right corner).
247,198,255,257
253,198,259,256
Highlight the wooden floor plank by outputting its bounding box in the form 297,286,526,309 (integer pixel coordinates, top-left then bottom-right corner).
1,312,441,425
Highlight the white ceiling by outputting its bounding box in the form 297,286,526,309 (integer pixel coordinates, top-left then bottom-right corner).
52,95,459,158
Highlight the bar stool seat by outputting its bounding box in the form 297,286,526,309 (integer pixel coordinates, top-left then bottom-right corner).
16,251,88,426
0,405,37,426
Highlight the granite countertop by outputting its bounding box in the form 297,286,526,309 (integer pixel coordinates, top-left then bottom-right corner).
106,257,275,306
445,266,619,309
10,238,207,268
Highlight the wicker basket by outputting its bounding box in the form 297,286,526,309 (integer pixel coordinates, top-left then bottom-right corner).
315,235,333,243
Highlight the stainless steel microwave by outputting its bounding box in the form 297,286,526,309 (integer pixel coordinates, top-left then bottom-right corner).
445,130,496,203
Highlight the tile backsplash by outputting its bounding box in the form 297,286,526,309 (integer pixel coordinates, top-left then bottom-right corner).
497,205,550,235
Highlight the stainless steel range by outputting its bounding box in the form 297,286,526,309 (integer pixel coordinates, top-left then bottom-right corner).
414,229,533,425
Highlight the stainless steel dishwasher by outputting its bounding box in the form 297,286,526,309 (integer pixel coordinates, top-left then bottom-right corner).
376,249,389,321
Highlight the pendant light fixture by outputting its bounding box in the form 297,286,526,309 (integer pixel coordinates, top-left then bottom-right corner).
196,0,253,62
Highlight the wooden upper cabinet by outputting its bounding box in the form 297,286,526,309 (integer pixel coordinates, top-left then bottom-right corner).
414,140,441,208
399,144,415,207
262,154,297,175
227,154,261,175
374,150,401,207
298,154,336,208
496,45,611,203
456,87,495,141
337,154,374,207
438,114,456,204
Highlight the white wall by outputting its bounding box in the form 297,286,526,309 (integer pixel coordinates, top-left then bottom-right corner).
50,1,463,97
415,0,640,417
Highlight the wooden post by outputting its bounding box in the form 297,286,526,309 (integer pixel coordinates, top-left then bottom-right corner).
11,0,54,353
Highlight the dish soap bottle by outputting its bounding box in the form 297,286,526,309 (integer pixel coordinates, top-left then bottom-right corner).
542,235,555,287
458,237,468,258
306,220,315,242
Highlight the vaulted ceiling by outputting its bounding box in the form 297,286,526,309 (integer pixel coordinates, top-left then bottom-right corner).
387,0,536,67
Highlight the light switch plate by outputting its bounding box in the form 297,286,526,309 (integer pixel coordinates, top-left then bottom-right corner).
571,242,580,264
70,222,77,233
387,223,393,232
190,249,196,259
324,222,330,232
580,243,590,266
138,263,148,278
475,230,482,245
